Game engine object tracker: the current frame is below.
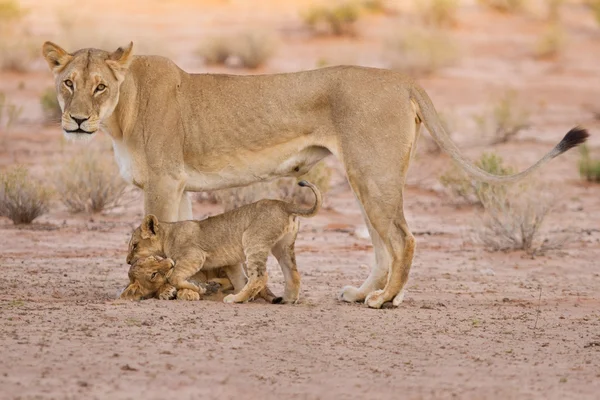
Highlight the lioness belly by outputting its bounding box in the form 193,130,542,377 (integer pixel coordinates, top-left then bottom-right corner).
184,140,333,192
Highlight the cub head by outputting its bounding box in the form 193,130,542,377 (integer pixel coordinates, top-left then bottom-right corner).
41,41,134,141
120,255,175,300
126,214,164,266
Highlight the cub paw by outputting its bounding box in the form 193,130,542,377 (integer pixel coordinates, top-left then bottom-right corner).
177,289,200,301
157,285,177,300
392,290,406,307
223,294,237,304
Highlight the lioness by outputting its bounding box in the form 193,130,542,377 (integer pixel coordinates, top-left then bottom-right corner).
42,41,589,308
126,180,321,304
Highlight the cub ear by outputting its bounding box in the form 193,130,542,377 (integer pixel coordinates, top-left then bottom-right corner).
42,41,73,74
106,41,134,83
141,214,159,239
120,282,142,300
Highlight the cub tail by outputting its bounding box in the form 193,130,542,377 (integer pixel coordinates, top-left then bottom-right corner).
285,180,322,218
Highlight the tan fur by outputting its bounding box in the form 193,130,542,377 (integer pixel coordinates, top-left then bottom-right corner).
125,181,321,303
43,42,587,308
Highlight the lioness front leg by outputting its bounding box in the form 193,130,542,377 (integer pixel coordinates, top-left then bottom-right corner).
144,176,186,223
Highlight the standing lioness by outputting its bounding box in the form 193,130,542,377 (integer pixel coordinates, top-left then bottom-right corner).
42,41,589,308
126,180,321,304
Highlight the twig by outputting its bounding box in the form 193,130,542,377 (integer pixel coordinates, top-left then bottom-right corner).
532,286,543,332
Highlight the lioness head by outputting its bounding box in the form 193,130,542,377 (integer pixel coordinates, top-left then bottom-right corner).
41,41,133,141
120,255,175,300
126,214,164,266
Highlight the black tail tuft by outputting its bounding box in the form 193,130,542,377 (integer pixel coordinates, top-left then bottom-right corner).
556,126,589,154
298,180,308,187
272,297,283,304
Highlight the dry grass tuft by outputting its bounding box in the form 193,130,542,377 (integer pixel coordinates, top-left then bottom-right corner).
578,144,600,182
386,28,459,76
0,0,37,72
474,89,530,145
534,24,565,59
196,31,277,69
40,88,62,124
0,91,23,131
475,182,565,255
55,151,127,213
477,0,528,13
0,166,52,224
302,2,361,36
417,0,460,28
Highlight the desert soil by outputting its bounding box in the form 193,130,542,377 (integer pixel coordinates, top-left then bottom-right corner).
1,1,600,399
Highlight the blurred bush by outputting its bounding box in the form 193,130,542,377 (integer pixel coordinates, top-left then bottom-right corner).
578,144,600,182
0,166,52,224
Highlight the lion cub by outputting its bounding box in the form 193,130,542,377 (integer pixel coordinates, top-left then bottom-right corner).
120,255,279,302
126,180,321,304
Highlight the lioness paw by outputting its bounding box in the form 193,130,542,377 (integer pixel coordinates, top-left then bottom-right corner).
177,289,200,301
338,285,364,303
365,289,386,309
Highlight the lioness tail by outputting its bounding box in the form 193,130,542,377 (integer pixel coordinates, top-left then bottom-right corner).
410,85,589,184
286,180,322,217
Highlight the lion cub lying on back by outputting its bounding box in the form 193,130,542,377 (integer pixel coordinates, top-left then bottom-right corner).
124,181,321,304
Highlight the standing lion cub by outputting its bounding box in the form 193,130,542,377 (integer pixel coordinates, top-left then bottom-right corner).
124,180,322,304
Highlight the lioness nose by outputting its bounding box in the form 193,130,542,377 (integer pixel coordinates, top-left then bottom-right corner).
71,115,88,126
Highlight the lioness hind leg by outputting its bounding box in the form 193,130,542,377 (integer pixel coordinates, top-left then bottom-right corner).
271,230,301,304
336,115,418,308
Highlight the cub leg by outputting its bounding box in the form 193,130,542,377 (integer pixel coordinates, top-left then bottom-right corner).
271,230,301,304
223,249,269,304
167,253,207,295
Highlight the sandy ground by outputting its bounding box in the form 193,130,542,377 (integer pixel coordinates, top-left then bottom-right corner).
1,1,600,399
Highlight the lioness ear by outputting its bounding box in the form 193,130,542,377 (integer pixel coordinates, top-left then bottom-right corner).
42,41,73,74
141,214,159,239
106,42,134,83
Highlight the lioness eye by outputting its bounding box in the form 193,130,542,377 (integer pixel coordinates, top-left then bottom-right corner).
95,84,106,92
64,79,73,88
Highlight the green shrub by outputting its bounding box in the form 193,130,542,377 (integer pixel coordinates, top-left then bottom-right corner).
440,152,515,205
386,28,459,76
302,2,361,36
474,89,530,144
40,88,62,123
55,151,127,213
578,144,600,182
0,167,52,224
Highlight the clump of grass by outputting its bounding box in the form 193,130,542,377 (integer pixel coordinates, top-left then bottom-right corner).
0,166,52,224
578,144,600,182
474,89,530,144
534,24,565,59
0,0,36,72
55,151,127,213
302,2,361,36
475,182,563,254
546,0,563,22
477,0,528,13
206,161,332,212
40,88,62,124
386,28,459,76
417,0,460,28
587,0,600,26
440,152,515,205
196,31,276,69
0,91,23,131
